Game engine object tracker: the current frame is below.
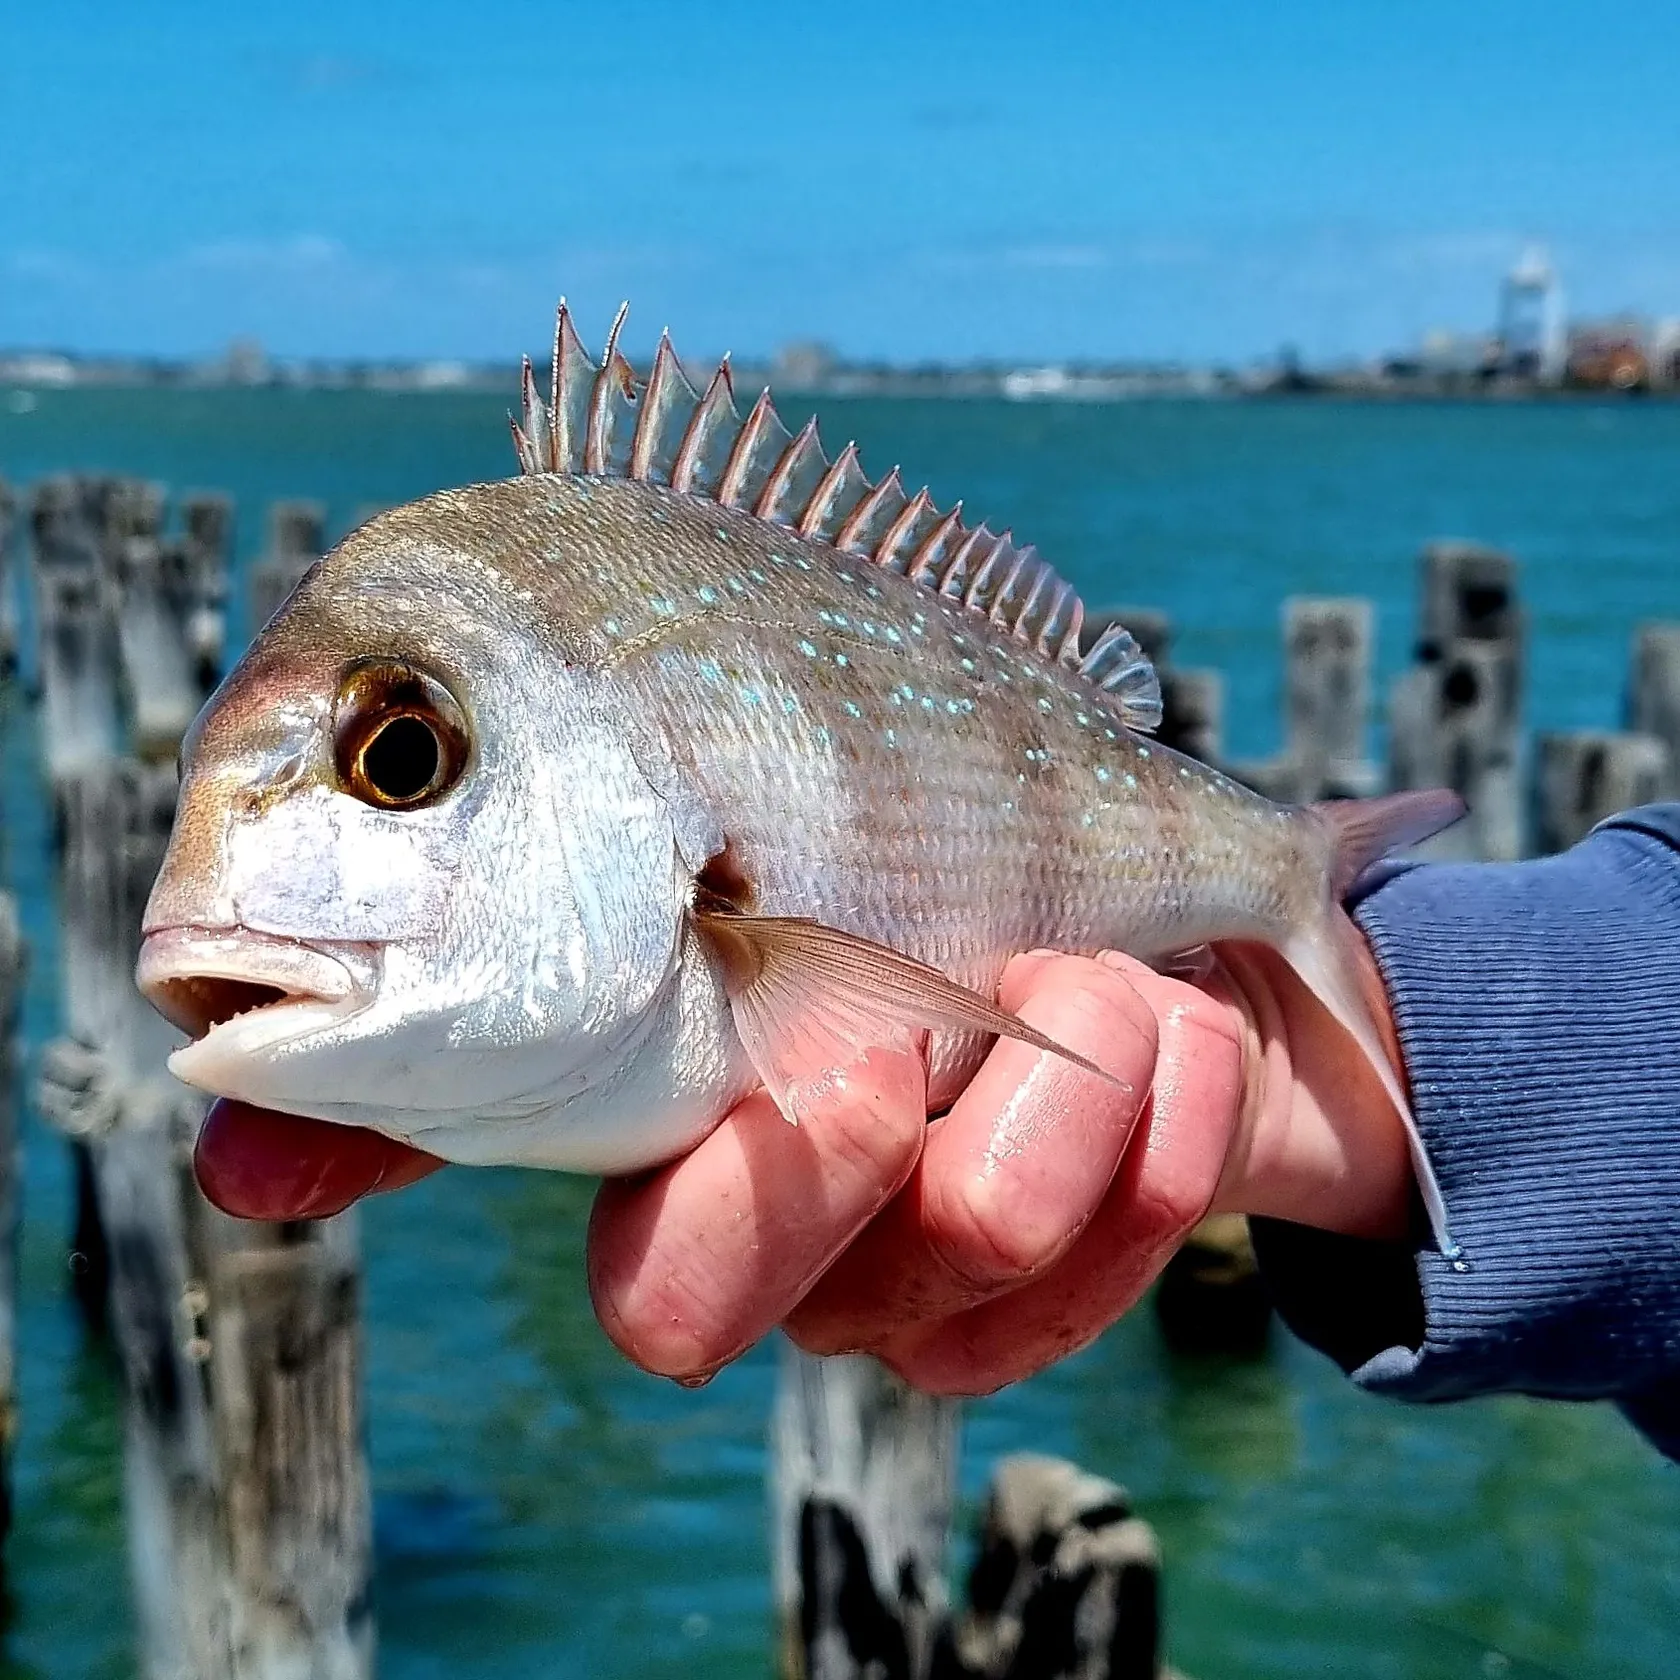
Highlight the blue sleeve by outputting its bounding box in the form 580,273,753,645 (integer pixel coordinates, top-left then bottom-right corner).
1250,803,1680,1459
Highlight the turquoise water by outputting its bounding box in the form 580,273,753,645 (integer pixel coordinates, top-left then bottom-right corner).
2,388,1679,1678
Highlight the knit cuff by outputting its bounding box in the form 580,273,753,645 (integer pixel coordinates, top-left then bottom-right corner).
1255,811,1680,1409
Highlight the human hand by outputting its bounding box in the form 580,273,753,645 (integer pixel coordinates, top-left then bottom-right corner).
586,931,1414,1394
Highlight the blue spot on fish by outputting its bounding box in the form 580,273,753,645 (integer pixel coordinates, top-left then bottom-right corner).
1124,773,1138,790
697,585,719,605
960,657,977,673
603,617,622,636
835,653,849,667
1095,767,1112,783
739,686,762,706
799,640,818,657
844,700,863,718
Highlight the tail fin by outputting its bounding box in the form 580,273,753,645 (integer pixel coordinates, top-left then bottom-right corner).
1313,789,1466,898
1286,790,1466,1257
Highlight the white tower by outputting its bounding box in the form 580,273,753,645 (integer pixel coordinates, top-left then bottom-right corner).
1498,246,1567,382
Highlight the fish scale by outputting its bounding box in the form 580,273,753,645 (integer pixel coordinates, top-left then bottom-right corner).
138,301,1463,1253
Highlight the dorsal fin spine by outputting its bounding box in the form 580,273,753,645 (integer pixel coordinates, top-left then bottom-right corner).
719,389,776,507
630,332,676,481
585,302,631,475
875,487,934,574
513,301,1162,733
937,525,988,598
671,361,736,495
554,304,574,470
833,467,901,553
796,441,858,538
756,417,819,524
909,503,964,586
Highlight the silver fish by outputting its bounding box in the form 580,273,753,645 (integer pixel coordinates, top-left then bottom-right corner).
137,303,1461,1248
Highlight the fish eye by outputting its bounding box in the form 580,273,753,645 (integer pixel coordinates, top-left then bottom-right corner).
334,662,470,810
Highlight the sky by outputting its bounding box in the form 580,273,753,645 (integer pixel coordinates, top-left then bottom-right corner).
4,0,1679,365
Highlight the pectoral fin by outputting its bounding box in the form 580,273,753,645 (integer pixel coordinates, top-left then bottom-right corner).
694,908,1119,1126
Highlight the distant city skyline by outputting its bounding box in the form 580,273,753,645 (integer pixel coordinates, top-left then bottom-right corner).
6,0,1679,365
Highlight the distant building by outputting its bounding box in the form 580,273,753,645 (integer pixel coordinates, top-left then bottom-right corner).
1567,316,1653,390
1497,246,1567,382
1415,328,1499,379
772,341,837,389
1651,319,1680,389
221,336,271,386
0,351,76,386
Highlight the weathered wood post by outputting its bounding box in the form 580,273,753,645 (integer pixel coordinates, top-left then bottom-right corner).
30,476,125,1324
1534,732,1671,855
771,1343,960,1680
950,1455,1161,1680
1280,597,1379,798
1627,623,1680,800
34,479,373,1678
249,500,326,636
1156,667,1224,766
0,477,18,678
1389,542,1525,860
0,896,21,1559
1234,597,1380,801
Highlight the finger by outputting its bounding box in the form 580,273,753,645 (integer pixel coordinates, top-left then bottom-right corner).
787,955,1158,1356
878,969,1246,1395
587,1043,926,1381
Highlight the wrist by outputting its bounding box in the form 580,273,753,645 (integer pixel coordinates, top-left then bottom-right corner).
1208,933,1414,1242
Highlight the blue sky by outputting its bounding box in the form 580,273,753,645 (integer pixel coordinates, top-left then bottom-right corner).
4,0,1678,363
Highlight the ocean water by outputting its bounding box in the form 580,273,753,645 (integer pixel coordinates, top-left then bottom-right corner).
1,387,1678,1679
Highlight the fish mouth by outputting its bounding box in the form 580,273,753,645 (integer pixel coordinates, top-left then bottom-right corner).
137,926,373,1077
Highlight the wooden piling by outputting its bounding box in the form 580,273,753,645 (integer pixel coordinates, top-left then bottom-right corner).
1534,731,1671,855
0,478,18,678
1627,623,1680,799
0,896,22,1557
1156,668,1224,765
31,479,373,1678
249,500,326,636
950,1454,1162,1680
771,1342,960,1680
1389,543,1525,860
1234,598,1380,801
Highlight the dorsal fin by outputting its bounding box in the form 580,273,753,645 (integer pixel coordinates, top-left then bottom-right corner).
510,302,1162,732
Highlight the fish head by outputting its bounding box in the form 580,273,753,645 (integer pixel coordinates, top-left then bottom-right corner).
138,488,701,1171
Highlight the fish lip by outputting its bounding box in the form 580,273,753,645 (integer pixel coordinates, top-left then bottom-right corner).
136,926,373,1063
